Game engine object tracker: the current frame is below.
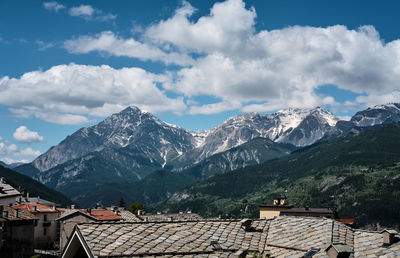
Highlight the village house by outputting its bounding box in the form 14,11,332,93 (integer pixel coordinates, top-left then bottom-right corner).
60,215,400,257
0,177,22,206
0,205,38,258
57,207,122,250
13,202,61,249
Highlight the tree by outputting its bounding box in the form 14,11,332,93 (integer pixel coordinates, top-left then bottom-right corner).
118,197,125,208
127,202,146,215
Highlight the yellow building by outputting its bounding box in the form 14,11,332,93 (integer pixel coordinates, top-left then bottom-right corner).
259,197,291,219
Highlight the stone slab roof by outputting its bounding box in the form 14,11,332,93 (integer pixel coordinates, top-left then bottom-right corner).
119,210,142,222
0,179,21,198
139,212,203,222
354,230,400,257
65,216,400,257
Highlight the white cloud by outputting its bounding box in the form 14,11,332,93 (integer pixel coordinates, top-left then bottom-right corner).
147,0,400,113
1,157,29,165
17,147,41,157
0,64,186,124
13,126,44,144
68,5,116,21
43,1,66,12
64,31,194,66
0,138,40,162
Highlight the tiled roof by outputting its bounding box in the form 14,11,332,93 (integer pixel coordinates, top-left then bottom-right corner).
119,210,142,222
68,216,400,257
71,216,372,257
13,202,60,213
3,206,39,221
90,209,121,221
139,212,203,222
354,230,400,257
0,179,21,198
58,208,121,221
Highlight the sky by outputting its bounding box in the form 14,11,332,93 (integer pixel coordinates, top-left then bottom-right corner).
1,0,400,164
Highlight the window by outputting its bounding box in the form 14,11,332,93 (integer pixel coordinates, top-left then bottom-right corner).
44,214,48,221
43,228,47,236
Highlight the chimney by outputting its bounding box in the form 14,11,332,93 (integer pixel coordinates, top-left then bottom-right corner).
71,204,75,210
15,209,19,218
240,218,252,231
179,210,183,214
32,205,37,212
52,205,56,211
157,211,161,215
382,229,397,245
187,210,192,214
0,177,4,183
87,208,91,215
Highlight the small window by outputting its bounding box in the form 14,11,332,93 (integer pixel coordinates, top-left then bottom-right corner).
43,228,47,236
44,215,47,221
302,249,319,257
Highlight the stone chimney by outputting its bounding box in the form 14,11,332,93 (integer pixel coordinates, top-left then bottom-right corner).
382,229,397,245
71,204,75,209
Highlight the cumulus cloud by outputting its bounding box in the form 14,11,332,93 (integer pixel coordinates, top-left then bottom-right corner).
68,5,116,21
43,1,65,12
145,0,400,114
13,126,44,144
61,0,400,115
0,138,40,162
64,31,194,66
0,64,186,124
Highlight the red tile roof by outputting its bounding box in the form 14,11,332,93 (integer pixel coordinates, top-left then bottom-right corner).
13,202,60,213
88,209,121,221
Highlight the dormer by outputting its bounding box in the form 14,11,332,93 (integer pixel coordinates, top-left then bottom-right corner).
381,229,398,245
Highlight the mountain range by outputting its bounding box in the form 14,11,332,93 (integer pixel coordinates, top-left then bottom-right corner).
14,103,400,209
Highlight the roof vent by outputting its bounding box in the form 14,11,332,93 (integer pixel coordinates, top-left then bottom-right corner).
381,229,398,245
240,218,252,231
325,244,353,258
211,241,222,250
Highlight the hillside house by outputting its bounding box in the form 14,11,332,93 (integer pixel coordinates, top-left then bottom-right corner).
0,205,38,258
61,215,400,257
57,208,122,250
0,178,22,206
13,202,61,249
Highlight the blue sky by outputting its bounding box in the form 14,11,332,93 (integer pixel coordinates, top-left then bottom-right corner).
1,0,400,163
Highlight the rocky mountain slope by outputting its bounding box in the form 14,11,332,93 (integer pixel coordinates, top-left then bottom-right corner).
16,103,400,205
74,138,295,207
154,122,400,228
32,106,196,172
